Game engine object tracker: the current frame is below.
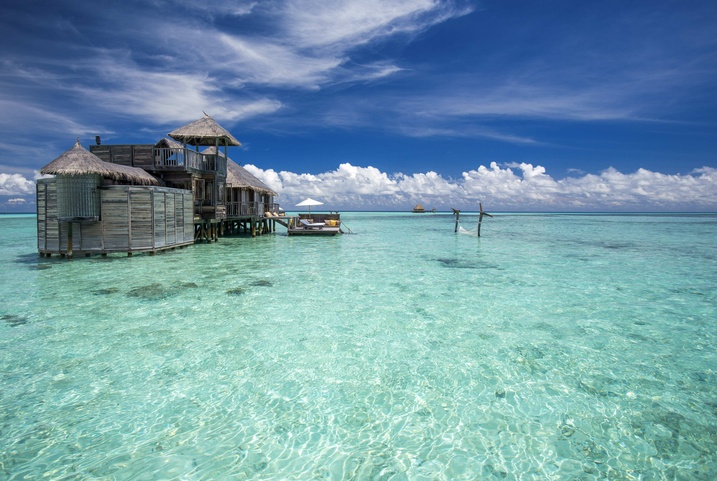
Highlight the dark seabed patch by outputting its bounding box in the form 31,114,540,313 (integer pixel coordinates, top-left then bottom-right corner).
601,241,638,250
15,253,49,265
2,314,28,327
250,280,273,287
126,283,177,301
179,282,199,288
435,258,499,269
92,287,120,295
29,264,53,270
227,287,246,296
15,253,55,269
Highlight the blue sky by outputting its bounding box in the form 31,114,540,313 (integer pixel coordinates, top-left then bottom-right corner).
1,0,715,211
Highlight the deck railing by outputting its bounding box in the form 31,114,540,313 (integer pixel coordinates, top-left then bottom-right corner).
225,201,267,217
154,148,226,174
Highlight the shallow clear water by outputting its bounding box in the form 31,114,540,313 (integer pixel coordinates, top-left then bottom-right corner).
1,212,716,480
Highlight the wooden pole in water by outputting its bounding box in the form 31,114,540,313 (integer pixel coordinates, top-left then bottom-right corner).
452,208,460,232
477,203,493,237
66,222,73,258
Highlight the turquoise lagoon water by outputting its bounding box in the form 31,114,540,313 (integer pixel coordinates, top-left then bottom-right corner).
1,212,716,480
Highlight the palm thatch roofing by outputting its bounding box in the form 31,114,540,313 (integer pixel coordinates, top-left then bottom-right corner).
154,137,184,149
168,113,241,147
203,147,276,195
41,140,159,186
108,162,162,186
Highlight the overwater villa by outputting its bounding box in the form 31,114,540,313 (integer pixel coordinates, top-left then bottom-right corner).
36,114,281,257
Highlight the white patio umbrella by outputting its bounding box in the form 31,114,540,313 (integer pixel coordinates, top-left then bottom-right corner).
295,198,323,215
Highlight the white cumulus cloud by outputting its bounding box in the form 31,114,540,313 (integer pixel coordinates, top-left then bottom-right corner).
0,173,35,196
3,163,715,213
246,163,717,211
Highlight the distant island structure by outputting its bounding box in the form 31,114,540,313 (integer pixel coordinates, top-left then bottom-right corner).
412,204,436,213
36,114,279,257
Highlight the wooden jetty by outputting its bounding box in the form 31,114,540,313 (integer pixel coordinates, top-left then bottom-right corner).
36,114,281,258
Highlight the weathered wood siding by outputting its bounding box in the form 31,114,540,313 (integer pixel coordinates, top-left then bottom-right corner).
90,145,112,163
132,146,155,171
165,193,176,246
153,191,166,248
79,221,104,251
36,179,194,255
90,144,154,170
36,180,58,252
102,187,131,250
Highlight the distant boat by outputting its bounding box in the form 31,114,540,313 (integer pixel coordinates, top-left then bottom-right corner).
412,204,425,213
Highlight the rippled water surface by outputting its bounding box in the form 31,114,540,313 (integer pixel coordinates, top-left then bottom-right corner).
1,212,716,480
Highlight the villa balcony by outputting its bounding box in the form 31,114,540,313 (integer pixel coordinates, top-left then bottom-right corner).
154,148,226,174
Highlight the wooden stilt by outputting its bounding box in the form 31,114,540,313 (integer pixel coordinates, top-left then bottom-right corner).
452,208,460,233
66,222,73,258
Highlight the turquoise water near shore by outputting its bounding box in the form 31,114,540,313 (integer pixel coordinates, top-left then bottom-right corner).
1,212,716,480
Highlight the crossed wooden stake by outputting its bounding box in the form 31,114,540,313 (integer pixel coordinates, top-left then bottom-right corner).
452,203,492,236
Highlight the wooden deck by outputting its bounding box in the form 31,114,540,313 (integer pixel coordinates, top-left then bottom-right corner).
285,213,342,236
288,224,341,236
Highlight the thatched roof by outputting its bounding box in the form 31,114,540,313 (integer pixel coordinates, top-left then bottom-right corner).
168,113,241,147
41,140,158,186
107,162,161,186
203,147,276,195
154,137,183,149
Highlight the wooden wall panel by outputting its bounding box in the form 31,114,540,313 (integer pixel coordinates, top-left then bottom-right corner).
111,146,133,166
130,189,153,250
165,193,176,245
184,193,194,241
153,191,166,248
80,222,103,251
132,145,155,170
44,182,60,252
37,183,47,251
102,189,130,251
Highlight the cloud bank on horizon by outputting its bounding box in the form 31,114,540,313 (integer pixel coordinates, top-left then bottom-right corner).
245,162,717,212
2,163,715,213
0,0,716,212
